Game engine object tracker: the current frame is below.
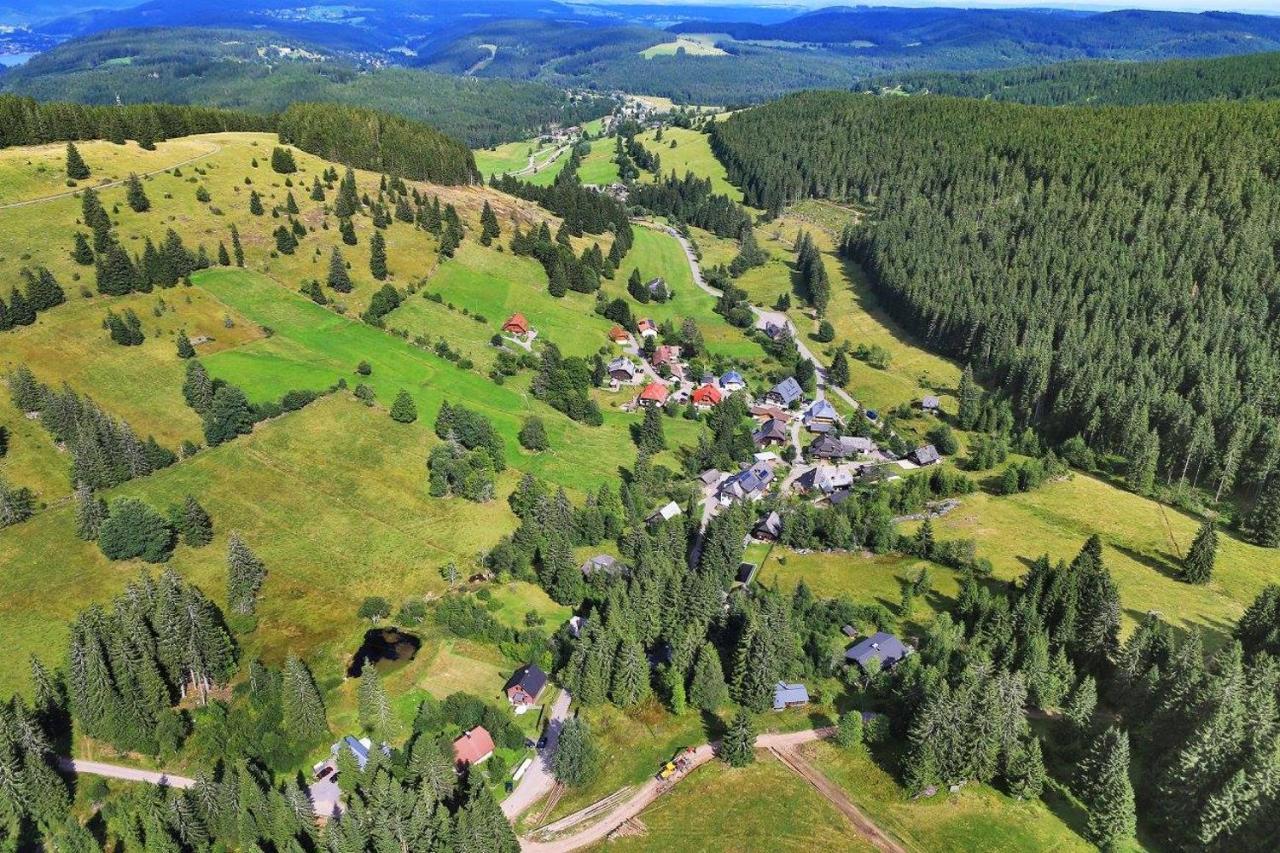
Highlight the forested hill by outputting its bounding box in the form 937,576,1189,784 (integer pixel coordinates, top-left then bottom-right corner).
868,51,1280,106
713,92,1280,496
0,28,611,148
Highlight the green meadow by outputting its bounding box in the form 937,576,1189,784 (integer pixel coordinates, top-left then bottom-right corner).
637,125,744,203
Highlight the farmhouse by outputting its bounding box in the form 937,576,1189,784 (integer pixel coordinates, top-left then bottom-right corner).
846,632,911,672
720,370,746,392
638,382,670,407
920,395,941,413
652,344,682,368
698,468,724,487
749,404,791,423
767,377,804,407
647,501,683,526
504,663,548,706
797,464,855,495
452,727,495,767
803,399,839,432
752,417,789,448
719,461,775,504
692,384,723,409
608,356,639,384
646,277,667,297
753,510,783,541
773,682,810,711
908,444,941,466
763,321,789,342
580,554,623,576
502,313,531,336
637,318,658,338
608,325,631,344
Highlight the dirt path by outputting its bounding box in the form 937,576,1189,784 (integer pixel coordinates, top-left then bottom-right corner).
465,43,498,76
58,757,196,789
502,689,574,818
0,141,224,209
769,744,907,853
519,727,834,852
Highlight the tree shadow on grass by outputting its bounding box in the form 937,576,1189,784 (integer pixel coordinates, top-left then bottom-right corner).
1111,542,1182,582
700,708,727,744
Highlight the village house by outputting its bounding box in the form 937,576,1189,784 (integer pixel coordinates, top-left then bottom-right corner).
647,501,683,527
580,554,624,576
636,318,658,339
796,464,856,496
719,461,775,504
638,382,669,408
846,631,911,673
920,395,941,414
763,321,789,342
806,433,873,461
750,404,791,423
720,370,746,392
452,727,495,767
753,510,783,541
652,344,682,373
773,682,810,711
803,399,840,433
692,383,723,410
502,313,532,337
504,663,548,707
608,325,632,345
698,468,724,488
908,444,941,466
568,615,585,638
766,377,804,408
752,417,789,448
607,356,639,384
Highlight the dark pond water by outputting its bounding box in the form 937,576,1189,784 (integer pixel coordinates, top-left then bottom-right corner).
347,627,421,677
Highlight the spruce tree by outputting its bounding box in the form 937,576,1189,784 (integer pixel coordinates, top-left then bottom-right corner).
248,190,264,216
335,168,359,218
327,247,352,293
1181,519,1217,584
281,655,327,744
357,662,391,738
721,709,756,767
518,416,548,451
65,142,90,180
957,365,981,430
270,146,297,174
369,230,388,280
390,389,417,423
1079,727,1136,851
125,173,149,212
230,225,244,266
71,232,94,265
609,639,651,707
176,330,196,359
226,532,266,615
285,191,299,214
1251,477,1280,547
216,241,230,266
552,717,600,786
339,217,358,245
1064,675,1097,731
74,482,105,540
202,384,254,446
1007,735,1046,800
97,498,174,562
182,359,214,413
178,495,213,547
479,201,500,246
309,176,325,201
689,642,727,711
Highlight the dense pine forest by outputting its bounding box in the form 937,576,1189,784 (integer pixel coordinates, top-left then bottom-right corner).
871,51,1280,106
713,92,1280,506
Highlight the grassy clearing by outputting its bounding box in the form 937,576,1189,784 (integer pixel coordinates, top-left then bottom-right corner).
600,752,876,853
0,394,518,697
473,137,558,180
807,741,1097,852
487,580,572,631
639,36,729,59
636,126,743,203
576,137,622,186
0,137,219,204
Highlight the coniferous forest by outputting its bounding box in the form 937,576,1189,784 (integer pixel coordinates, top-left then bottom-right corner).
713,92,1280,500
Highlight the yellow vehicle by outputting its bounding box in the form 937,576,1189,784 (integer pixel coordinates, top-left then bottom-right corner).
658,761,677,780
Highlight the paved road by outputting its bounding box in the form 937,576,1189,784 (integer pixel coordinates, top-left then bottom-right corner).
0,141,223,209
503,689,574,818
58,757,197,789
657,224,860,412
519,727,834,853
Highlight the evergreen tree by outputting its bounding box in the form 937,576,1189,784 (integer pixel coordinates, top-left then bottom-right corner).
635,405,666,454
1064,675,1097,731
390,389,417,424
176,330,196,359
177,495,213,547
369,230,388,280
226,533,266,616
479,201,500,246
281,655,327,744
71,232,94,265
97,498,175,562
1251,477,1280,547
836,710,863,748
270,146,297,174
125,173,149,212
284,191,299,215
957,365,981,430
230,225,244,266
518,416,548,451
1079,727,1136,851
73,482,104,540
1181,519,1217,584
609,639,651,707
248,190,264,216
551,717,600,786
335,168,359,219
357,663,391,738
309,176,325,202
721,709,756,767
182,359,215,414
1007,735,1046,800
829,349,850,387
216,241,230,266
327,247,352,293
65,142,90,179
202,384,254,446
339,217,358,245
689,643,727,711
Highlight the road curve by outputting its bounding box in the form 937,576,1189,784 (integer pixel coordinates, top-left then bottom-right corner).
503,689,574,818
58,757,197,789
519,727,834,853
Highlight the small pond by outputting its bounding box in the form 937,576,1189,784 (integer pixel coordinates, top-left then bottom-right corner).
347,627,421,677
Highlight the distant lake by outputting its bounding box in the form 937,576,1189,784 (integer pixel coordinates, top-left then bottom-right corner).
0,53,35,67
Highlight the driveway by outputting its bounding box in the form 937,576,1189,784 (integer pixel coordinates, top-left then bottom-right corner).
503,689,574,818
58,758,196,789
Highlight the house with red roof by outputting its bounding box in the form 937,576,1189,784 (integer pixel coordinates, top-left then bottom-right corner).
638,382,669,407
636,318,658,339
692,384,723,410
452,727,495,767
502,313,531,336
608,325,631,344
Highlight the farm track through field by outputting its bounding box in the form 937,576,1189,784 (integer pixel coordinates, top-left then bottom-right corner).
769,744,907,853
0,141,223,208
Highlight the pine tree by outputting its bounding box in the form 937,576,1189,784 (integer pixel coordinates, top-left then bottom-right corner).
339,217,358,245
689,642,727,711
226,533,266,616
178,495,213,546
1251,477,1280,547
71,232,94,265
230,225,244,267
369,230,388,280
125,173,149,212
65,142,90,180
74,482,105,540
176,330,196,359
281,655,327,744
479,201,500,246
721,709,756,767
390,389,417,423
248,190,264,216
327,247,352,293
216,241,230,266
957,365,981,430
552,717,599,786
1181,519,1217,584
1064,675,1097,731
1079,727,1136,851
357,663,391,738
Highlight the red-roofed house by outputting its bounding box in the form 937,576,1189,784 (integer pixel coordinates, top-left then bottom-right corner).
502,313,531,336
452,727,495,767
692,384,723,410
652,345,681,367
609,325,631,344
636,318,658,339
638,383,670,407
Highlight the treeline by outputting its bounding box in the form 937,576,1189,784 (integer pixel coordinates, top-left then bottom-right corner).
869,51,1280,107
491,171,632,240
629,172,753,239
0,93,270,149
713,92,1280,503
278,102,478,186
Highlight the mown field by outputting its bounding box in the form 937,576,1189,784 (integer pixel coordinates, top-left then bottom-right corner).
636,125,743,203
